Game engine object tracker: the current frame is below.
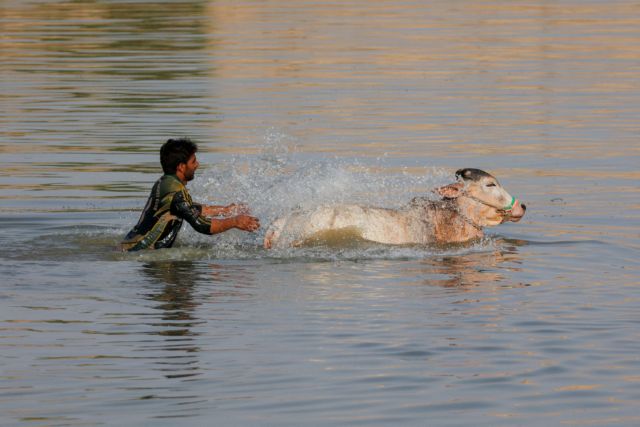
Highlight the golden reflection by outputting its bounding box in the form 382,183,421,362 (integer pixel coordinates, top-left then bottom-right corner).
201,0,640,160
288,240,526,301
416,245,524,289
554,384,601,392
2,0,639,233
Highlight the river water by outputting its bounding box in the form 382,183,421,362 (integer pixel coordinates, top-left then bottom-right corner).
1,0,639,425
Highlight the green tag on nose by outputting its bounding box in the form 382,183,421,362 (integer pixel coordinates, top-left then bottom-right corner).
504,196,515,211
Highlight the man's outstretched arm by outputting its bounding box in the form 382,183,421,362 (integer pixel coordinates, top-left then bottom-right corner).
209,215,260,234
173,192,259,235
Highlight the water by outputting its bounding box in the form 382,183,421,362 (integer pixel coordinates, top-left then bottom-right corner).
1,0,639,425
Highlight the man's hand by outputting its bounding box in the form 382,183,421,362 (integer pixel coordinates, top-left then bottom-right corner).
209,215,260,234
234,215,260,232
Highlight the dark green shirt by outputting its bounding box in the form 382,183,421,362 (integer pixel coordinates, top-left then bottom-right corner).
121,174,212,251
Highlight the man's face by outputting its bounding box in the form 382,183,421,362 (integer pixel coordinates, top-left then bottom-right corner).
182,153,199,182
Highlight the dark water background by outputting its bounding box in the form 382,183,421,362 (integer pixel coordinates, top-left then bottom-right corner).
1,0,639,425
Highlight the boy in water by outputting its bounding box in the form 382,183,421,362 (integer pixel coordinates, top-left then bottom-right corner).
120,138,259,251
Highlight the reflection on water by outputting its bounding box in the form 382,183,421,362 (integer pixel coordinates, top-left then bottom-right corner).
419,248,520,289
142,261,203,381
1,238,639,424
137,260,260,385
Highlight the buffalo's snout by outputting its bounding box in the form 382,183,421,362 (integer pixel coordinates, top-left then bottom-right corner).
508,200,526,222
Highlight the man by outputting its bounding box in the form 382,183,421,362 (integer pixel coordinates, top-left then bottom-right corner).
120,138,260,252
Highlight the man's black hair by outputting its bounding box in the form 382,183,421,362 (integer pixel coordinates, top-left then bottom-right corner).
160,138,198,174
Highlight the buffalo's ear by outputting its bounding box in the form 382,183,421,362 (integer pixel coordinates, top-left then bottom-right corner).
434,182,463,199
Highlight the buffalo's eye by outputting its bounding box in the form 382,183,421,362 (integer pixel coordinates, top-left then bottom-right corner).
486,183,496,187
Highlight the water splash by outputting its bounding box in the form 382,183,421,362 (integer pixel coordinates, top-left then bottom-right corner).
195,131,446,218
175,130,493,260
7,131,505,262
